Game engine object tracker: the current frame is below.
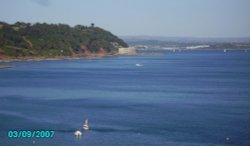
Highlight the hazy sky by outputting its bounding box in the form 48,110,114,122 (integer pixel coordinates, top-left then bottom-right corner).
0,0,249,37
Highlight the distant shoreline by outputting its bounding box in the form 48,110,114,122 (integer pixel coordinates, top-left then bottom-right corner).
0,65,14,69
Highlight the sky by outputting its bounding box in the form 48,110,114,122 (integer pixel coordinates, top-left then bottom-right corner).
0,0,249,38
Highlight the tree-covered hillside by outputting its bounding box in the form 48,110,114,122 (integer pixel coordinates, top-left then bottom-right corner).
0,21,128,57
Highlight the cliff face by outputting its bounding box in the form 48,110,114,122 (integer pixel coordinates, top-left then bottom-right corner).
0,22,128,57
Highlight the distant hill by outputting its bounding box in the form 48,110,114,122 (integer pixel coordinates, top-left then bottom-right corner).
121,36,250,49
0,21,128,57
121,35,250,43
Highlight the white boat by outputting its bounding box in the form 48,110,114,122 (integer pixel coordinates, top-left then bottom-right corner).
135,63,143,67
83,119,89,130
224,49,227,52
74,130,82,136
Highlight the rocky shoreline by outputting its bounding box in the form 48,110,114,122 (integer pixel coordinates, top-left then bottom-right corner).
0,52,140,63
0,55,109,63
0,50,161,64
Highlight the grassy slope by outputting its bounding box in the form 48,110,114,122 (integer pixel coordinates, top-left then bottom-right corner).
0,22,128,57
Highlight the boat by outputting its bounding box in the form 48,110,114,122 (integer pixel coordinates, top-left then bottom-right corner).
135,63,143,67
74,130,82,136
224,49,227,52
83,119,89,130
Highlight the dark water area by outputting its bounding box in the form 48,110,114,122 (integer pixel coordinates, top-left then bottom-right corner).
0,50,250,146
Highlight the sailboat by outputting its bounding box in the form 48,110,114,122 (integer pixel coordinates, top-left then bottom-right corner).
83,119,89,130
74,130,82,136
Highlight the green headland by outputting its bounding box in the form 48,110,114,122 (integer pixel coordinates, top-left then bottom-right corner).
0,21,128,61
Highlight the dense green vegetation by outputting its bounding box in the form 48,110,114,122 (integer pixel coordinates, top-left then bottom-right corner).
0,21,128,57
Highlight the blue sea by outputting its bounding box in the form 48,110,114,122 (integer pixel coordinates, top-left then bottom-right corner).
0,50,250,146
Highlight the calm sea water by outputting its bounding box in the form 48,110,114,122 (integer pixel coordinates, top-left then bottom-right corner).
0,50,250,146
